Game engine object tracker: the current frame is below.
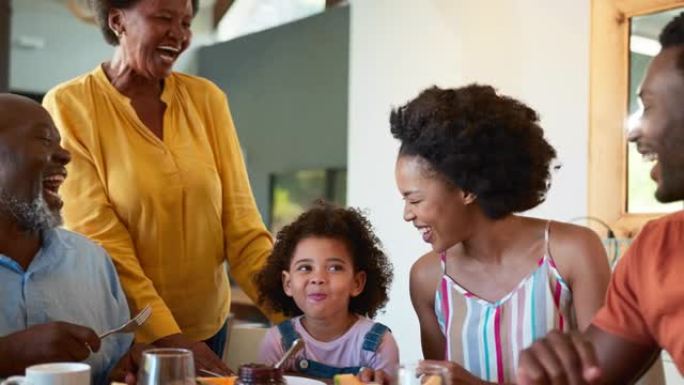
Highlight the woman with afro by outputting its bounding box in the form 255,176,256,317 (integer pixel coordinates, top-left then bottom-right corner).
392,85,610,384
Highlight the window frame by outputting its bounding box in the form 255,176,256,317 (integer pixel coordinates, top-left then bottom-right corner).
589,0,684,238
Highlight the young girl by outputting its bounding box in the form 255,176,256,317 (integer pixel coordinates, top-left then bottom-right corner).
255,202,398,383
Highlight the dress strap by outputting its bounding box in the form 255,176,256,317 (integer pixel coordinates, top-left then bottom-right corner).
439,251,447,273
544,220,552,258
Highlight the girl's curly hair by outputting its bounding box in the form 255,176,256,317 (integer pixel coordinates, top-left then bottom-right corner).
390,84,557,219
255,201,393,318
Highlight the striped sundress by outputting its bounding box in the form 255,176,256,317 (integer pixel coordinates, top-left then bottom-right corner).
434,221,575,383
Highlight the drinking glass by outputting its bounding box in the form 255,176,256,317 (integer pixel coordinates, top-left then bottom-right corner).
396,362,449,385
138,348,195,385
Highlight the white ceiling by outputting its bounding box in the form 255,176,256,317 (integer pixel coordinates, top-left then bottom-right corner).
216,0,325,42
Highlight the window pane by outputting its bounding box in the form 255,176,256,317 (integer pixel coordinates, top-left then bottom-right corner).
627,9,684,213
269,169,347,233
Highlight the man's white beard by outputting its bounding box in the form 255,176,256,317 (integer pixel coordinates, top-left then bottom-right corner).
0,190,62,232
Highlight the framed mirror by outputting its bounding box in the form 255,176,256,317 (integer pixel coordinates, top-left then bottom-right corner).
589,0,684,238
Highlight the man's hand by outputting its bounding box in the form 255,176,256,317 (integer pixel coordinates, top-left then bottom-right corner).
517,331,602,385
109,343,147,385
358,368,388,384
0,322,100,375
154,333,232,375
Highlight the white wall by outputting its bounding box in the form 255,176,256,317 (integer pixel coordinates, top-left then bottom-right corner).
347,0,462,363
347,0,590,363
452,1,590,222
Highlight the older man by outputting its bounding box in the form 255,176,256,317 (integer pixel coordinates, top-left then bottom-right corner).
0,94,134,385
517,12,684,385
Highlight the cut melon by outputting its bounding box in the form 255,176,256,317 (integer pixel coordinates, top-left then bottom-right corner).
334,374,363,385
197,376,238,385
422,375,442,385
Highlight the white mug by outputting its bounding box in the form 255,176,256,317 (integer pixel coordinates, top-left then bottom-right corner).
1,363,91,385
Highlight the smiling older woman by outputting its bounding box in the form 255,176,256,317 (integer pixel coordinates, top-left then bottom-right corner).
42,0,275,374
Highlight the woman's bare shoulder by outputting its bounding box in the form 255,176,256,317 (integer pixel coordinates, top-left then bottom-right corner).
546,220,609,283
410,250,443,301
547,221,605,255
411,250,442,280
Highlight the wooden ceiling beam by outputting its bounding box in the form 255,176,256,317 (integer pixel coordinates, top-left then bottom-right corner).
212,0,234,29
326,0,345,7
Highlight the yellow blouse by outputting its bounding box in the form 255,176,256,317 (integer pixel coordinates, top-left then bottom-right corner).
43,66,274,342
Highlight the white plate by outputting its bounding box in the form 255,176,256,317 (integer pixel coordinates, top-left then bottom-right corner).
284,375,327,385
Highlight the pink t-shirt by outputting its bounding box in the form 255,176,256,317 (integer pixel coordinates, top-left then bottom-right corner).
258,315,399,375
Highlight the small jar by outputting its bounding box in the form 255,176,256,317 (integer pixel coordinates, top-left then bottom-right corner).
237,364,285,385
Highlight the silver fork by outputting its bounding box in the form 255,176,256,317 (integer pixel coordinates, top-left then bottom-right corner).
99,304,152,339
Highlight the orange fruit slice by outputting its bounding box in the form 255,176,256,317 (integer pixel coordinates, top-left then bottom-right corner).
422,375,442,385
197,376,238,385
334,374,363,385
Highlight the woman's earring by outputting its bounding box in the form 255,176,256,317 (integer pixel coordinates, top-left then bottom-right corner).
463,192,477,205
113,29,121,38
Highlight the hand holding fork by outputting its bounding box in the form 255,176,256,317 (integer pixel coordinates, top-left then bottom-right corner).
99,304,152,339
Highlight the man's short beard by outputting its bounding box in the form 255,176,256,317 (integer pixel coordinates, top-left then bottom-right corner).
0,191,62,232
